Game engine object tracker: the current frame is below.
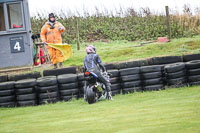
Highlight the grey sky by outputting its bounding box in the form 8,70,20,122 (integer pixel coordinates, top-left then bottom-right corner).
28,0,200,17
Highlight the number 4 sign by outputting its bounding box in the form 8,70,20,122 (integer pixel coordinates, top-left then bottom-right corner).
14,42,21,51
10,36,25,53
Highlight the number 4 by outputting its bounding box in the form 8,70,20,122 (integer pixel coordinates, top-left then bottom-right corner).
14,41,21,51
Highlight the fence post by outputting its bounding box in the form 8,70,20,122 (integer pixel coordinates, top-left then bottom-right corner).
165,6,171,41
76,17,80,50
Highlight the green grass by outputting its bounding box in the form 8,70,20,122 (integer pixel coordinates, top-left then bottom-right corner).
63,36,200,67
1,86,200,133
11,36,200,74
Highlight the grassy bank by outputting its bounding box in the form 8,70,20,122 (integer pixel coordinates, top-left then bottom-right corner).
64,35,200,67
0,86,200,133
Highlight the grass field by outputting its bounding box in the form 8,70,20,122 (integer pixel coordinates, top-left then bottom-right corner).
64,35,200,67
0,86,200,133
8,35,200,74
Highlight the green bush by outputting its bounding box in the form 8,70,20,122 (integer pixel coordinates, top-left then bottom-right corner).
31,7,200,43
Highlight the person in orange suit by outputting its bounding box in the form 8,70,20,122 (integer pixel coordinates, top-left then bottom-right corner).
40,13,65,69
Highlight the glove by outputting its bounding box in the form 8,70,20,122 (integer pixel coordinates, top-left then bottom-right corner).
59,27,64,31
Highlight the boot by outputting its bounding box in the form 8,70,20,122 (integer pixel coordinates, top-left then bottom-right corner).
107,91,113,100
59,62,63,68
105,85,113,100
53,64,58,69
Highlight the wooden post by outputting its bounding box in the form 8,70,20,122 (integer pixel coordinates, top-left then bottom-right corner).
76,17,80,50
165,6,171,41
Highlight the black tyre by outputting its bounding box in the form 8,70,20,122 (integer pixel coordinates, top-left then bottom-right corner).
16,87,35,95
126,61,144,68
111,83,121,91
57,74,77,84
185,60,200,69
110,77,121,84
79,86,84,92
120,67,140,76
183,54,200,62
140,65,161,73
37,85,58,93
0,96,15,103
39,92,58,99
59,82,79,90
8,72,41,81
166,70,186,79
15,79,37,88
141,72,162,79
111,90,120,96
121,74,140,82
17,100,37,107
188,75,200,82
148,56,182,65
86,86,96,104
189,81,200,86
77,73,85,81
115,60,148,69
122,87,143,94
122,81,142,88
17,93,36,101
37,76,57,87
0,75,8,83
0,81,15,90
122,88,134,94
143,78,163,86
61,95,78,101
107,69,120,77
0,102,15,107
104,63,116,70
78,80,86,87
43,67,76,76
39,98,58,104
187,68,200,76
144,84,164,91
115,62,129,69
164,63,185,73
60,89,79,96
0,89,14,96
167,77,187,85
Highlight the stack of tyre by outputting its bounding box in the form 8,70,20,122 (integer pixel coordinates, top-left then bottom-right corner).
36,76,59,104
141,65,164,91
8,72,41,81
0,81,15,107
185,60,200,86
77,73,85,98
108,69,121,96
15,79,37,106
164,62,187,87
120,67,142,94
57,74,79,101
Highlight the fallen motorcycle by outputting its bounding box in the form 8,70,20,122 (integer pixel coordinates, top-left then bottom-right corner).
84,71,110,104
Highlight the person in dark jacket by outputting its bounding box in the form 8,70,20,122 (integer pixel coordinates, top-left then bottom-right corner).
83,45,113,100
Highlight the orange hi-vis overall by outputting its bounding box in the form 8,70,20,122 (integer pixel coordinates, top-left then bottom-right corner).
40,21,65,64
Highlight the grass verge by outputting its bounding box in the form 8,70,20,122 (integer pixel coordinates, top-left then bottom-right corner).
0,86,200,133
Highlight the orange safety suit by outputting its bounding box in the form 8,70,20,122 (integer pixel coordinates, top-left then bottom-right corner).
40,21,65,64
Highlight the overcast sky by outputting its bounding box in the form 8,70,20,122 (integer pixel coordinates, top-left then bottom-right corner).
28,0,200,17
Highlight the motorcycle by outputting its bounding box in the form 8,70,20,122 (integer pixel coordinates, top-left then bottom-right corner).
84,71,110,104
